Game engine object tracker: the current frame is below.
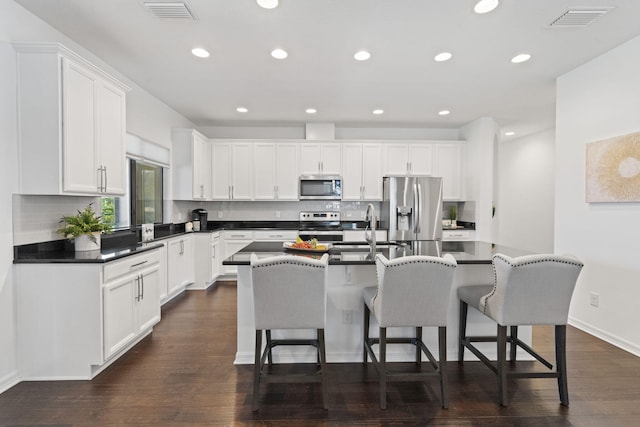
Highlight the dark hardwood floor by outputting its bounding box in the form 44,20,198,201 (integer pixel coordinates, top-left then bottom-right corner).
2,281,640,426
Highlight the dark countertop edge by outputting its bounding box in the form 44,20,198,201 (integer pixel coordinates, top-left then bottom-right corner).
13,242,164,264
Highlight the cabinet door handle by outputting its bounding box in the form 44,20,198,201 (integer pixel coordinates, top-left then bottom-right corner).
200,184,204,198
135,275,140,302
180,240,184,255
103,166,108,192
140,274,144,301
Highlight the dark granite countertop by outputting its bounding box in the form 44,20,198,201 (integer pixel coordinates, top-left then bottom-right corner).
13,240,164,264
222,240,532,266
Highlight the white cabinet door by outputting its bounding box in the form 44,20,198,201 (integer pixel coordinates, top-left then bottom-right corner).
362,143,383,200
435,143,463,200
300,143,342,175
384,143,432,176
342,143,364,200
408,144,433,175
192,133,212,199
212,142,232,200
321,143,342,174
136,268,160,332
212,142,253,200
299,143,322,174
63,58,98,194
97,80,126,195
167,236,194,297
385,144,410,175
275,142,299,200
103,275,137,359
253,142,277,200
211,236,222,281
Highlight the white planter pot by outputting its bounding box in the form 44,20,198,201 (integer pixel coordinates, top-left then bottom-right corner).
74,233,101,252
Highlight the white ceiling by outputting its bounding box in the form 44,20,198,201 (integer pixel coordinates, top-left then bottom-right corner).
13,0,640,139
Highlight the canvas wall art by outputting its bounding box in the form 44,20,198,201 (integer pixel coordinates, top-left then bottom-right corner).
586,131,640,202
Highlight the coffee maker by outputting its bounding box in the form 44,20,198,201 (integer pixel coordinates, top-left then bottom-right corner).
192,208,208,231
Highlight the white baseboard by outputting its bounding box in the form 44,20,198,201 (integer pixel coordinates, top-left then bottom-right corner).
0,370,20,395
569,316,640,358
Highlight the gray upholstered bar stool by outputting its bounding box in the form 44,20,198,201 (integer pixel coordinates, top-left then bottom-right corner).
363,253,457,409
458,253,584,407
249,253,329,411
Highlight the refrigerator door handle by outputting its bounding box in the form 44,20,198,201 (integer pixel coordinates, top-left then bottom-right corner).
413,183,422,234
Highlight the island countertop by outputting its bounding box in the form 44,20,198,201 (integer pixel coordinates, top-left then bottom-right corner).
223,240,533,266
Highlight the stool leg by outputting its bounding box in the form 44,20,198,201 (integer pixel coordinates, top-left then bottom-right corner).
438,326,449,409
509,326,518,362
415,327,422,364
363,303,370,364
497,325,508,406
379,327,387,410
252,330,262,411
556,325,569,406
318,328,329,410
265,329,273,366
458,300,468,362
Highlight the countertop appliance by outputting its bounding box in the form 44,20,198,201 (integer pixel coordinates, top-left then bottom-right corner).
298,211,344,241
299,175,342,200
192,208,208,231
380,176,443,242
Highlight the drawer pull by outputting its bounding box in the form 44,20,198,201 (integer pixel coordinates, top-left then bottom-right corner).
130,260,148,268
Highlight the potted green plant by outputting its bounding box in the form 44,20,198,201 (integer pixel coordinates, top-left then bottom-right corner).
56,203,112,251
448,206,458,228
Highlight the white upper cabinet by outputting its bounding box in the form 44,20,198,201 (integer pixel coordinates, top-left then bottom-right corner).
172,129,211,200
253,142,299,200
212,141,253,200
384,143,433,176
434,142,464,200
300,142,342,175
14,43,128,196
342,142,383,201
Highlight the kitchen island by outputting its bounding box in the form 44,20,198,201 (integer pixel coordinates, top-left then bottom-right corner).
224,240,534,365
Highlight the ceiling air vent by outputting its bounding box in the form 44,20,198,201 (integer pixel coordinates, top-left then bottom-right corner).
143,2,195,20
548,8,613,27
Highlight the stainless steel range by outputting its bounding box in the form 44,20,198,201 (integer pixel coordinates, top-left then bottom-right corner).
298,211,344,242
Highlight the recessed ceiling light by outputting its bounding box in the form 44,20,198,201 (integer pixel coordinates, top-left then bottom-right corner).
505,131,515,136
511,53,531,63
236,107,248,113
434,52,453,62
271,48,288,59
474,0,500,14
372,109,384,115
257,0,278,9
191,47,210,58
305,108,317,114
354,50,371,61
438,110,451,116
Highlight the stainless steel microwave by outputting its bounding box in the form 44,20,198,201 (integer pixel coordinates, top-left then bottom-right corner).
299,175,342,200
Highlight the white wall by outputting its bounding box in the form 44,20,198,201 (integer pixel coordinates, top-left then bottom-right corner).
556,35,640,356
497,129,555,253
0,0,196,393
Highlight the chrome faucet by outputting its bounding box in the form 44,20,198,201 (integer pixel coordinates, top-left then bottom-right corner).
364,203,376,256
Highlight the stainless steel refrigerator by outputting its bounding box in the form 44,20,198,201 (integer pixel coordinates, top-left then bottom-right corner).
381,176,443,242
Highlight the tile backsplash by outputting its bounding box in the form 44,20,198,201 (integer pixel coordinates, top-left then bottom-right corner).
13,194,100,245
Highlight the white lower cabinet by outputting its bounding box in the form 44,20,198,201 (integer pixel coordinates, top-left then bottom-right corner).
222,230,254,276
166,234,195,300
103,254,161,359
192,231,222,289
16,248,162,380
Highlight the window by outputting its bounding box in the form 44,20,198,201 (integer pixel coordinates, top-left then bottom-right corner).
130,159,164,225
102,158,165,229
